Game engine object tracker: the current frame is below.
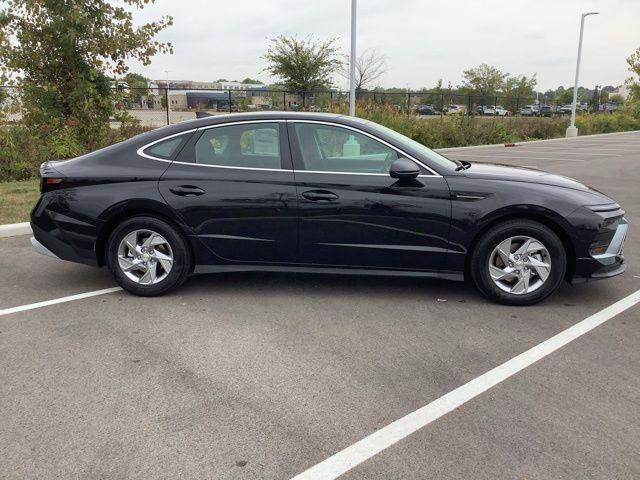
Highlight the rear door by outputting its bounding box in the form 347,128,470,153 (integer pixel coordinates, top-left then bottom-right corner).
288,120,452,272
157,120,298,264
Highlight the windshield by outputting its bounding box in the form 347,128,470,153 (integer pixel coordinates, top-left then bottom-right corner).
353,118,460,171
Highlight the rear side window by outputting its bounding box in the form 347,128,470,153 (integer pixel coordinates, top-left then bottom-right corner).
195,122,282,169
144,135,187,159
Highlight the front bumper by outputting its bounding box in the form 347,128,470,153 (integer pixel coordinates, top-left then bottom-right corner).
573,218,628,282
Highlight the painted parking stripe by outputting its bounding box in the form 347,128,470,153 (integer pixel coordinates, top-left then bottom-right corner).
290,289,640,480
493,150,620,157
0,286,122,316
448,153,585,162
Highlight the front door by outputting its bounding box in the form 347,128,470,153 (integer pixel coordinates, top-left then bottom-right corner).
288,121,452,272
158,121,298,265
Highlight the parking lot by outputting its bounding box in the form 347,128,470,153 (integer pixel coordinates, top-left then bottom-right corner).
1,131,639,479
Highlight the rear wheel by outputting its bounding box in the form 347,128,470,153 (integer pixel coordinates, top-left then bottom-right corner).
106,216,191,296
470,220,566,306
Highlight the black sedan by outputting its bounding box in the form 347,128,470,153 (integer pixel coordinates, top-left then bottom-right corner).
31,112,628,305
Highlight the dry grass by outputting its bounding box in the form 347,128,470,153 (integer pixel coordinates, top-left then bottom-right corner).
0,179,39,224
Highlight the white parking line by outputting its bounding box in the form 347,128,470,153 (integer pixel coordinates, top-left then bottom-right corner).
530,147,639,153
448,153,585,162
0,287,122,316
503,150,620,157
290,289,640,480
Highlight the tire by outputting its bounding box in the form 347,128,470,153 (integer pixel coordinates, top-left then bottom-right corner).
470,220,566,306
106,216,192,296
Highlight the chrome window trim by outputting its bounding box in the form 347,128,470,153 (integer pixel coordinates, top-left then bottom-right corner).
168,160,292,173
288,119,442,177
135,118,442,178
136,128,198,161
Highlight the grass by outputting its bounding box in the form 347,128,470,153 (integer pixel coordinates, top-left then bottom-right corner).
0,179,39,224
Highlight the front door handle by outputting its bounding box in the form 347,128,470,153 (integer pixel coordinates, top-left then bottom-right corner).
169,185,206,196
302,190,339,201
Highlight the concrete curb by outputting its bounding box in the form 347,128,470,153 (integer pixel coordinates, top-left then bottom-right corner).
0,222,32,238
436,129,640,152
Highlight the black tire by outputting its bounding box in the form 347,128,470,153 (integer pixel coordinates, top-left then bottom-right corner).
470,220,567,306
106,216,192,296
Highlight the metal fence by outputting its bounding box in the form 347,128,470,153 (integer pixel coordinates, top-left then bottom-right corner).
0,84,617,128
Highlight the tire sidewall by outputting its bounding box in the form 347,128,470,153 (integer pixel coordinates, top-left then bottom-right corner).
471,221,566,306
106,216,191,296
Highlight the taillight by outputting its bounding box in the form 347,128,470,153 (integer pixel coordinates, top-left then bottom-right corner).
40,178,64,193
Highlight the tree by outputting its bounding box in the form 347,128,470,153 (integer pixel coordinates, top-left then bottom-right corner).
263,35,343,92
0,0,173,148
626,47,640,110
460,64,508,97
241,78,263,85
124,72,150,105
339,48,387,96
502,74,537,100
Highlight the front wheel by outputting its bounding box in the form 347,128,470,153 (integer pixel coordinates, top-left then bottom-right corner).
106,216,192,296
470,220,566,306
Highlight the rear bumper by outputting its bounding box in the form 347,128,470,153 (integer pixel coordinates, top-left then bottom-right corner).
30,236,60,259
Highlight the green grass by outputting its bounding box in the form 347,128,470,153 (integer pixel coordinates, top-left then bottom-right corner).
0,179,40,224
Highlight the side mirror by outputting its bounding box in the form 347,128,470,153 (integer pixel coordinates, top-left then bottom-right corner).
389,158,420,180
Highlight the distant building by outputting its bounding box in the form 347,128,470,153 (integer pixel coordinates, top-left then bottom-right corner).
219,81,266,91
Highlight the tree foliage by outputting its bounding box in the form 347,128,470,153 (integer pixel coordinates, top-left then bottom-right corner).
626,47,640,114
241,78,263,85
460,64,509,96
460,64,537,101
263,35,342,92
0,0,172,148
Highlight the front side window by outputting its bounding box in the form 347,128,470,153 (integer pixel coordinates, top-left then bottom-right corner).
195,122,281,169
293,123,398,174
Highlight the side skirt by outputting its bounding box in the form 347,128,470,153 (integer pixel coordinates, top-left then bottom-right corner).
193,264,464,281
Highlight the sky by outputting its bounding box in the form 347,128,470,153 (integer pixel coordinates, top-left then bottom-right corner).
129,0,640,91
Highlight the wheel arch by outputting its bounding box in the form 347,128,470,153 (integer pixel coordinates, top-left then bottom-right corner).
463,208,577,282
95,200,195,268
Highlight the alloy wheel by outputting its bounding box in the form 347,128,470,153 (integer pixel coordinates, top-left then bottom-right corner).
117,229,174,285
488,236,551,295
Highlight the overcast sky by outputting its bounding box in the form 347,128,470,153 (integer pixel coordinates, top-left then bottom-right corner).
129,0,640,91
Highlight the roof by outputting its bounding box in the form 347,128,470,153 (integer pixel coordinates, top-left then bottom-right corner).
129,111,347,145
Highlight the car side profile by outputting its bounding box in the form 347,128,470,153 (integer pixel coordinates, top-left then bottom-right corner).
31,112,628,305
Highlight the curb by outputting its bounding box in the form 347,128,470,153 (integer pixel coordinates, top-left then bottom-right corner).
0,222,32,238
436,129,640,152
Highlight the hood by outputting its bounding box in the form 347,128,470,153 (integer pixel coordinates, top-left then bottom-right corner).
462,163,606,195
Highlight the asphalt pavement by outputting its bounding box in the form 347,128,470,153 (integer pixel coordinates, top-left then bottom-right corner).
1,131,639,480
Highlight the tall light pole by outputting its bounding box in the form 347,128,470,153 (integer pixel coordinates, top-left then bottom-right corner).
349,0,357,116
566,12,599,137
164,69,170,114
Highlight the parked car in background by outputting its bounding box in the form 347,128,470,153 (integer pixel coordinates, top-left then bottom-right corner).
519,105,538,116
445,104,466,115
478,105,496,115
30,112,628,305
560,104,574,115
415,104,438,115
539,105,554,117
494,106,509,116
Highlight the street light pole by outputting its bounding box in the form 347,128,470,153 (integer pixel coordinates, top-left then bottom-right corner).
566,12,599,138
349,0,357,117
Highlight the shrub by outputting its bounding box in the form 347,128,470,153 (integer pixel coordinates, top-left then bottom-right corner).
0,122,151,182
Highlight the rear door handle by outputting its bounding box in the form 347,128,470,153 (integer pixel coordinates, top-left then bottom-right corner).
169,185,206,196
301,190,339,201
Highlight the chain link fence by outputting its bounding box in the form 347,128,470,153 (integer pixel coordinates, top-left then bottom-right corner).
1,84,612,128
